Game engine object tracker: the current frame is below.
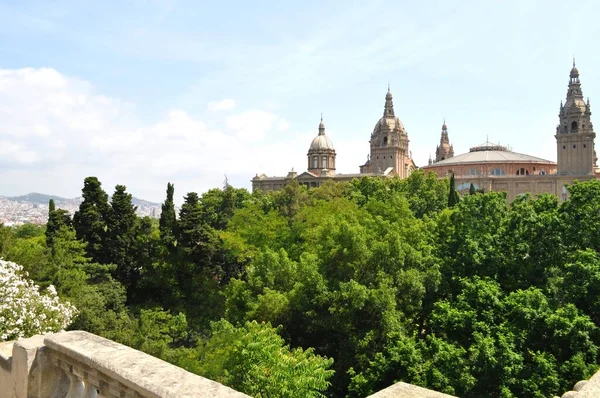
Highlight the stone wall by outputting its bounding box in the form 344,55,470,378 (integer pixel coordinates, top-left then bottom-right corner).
0,331,250,398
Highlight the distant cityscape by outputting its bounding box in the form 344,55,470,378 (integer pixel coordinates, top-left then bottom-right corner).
0,193,162,226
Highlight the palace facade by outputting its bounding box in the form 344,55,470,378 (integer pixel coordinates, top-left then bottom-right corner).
251,87,416,192
252,61,598,201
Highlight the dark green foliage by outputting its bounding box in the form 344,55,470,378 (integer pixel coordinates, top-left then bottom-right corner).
106,185,139,294
73,177,110,263
159,182,177,247
448,173,460,207
46,199,72,249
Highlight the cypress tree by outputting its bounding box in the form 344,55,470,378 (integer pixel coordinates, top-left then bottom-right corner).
46,199,71,249
106,185,138,292
469,183,476,195
72,177,110,263
448,173,460,207
177,192,213,266
159,182,177,246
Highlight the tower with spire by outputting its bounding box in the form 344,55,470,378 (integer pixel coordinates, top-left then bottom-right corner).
307,114,336,175
556,59,596,175
360,86,413,177
435,119,454,162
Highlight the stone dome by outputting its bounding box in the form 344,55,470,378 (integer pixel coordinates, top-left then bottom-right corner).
309,134,335,151
372,116,405,135
571,65,579,77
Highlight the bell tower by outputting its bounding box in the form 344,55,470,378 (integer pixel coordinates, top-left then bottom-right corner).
556,59,596,175
435,120,454,162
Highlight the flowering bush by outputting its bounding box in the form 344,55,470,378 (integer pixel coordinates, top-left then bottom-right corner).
0,259,77,341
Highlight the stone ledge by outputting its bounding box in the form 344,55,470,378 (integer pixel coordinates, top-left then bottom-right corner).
44,330,250,398
557,368,600,398
367,381,458,398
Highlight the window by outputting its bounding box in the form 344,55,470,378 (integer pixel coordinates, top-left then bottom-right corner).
584,144,587,148
490,168,505,176
467,168,479,176
563,145,566,149
383,136,388,145
516,168,530,176
571,121,578,132
573,144,577,148
562,185,568,201
539,169,546,175
313,156,318,169
441,157,445,160
322,156,327,168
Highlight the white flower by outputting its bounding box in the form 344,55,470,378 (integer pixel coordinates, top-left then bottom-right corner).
0,258,77,342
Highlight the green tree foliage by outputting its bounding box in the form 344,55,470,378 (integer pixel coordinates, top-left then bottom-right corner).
5,176,600,398
106,185,139,293
73,177,110,263
195,320,334,398
448,173,460,207
159,182,177,247
46,199,72,250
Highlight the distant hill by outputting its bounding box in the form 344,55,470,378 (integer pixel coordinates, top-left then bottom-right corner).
4,192,159,206
5,193,72,205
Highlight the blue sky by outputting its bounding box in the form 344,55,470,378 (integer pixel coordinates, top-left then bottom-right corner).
1,0,599,203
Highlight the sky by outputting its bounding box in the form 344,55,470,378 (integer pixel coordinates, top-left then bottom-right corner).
1,0,600,204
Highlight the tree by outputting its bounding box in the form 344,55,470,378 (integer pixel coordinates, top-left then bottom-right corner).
159,183,177,247
448,173,460,207
106,185,139,294
195,320,334,398
46,199,72,250
177,192,215,266
469,183,476,195
73,177,110,263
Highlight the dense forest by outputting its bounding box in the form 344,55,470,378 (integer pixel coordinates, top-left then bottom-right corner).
2,171,600,397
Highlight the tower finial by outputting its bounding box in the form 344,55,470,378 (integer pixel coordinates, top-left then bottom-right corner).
573,56,576,67
388,83,390,92
321,112,323,122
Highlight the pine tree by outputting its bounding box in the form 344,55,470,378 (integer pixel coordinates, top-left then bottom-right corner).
72,177,110,263
177,192,213,266
106,185,138,292
46,199,72,249
159,182,177,247
448,173,460,207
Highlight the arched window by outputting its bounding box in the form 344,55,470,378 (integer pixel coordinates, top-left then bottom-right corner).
571,121,578,132
313,156,318,169
516,168,530,176
539,169,546,175
467,168,479,176
490,168,505,176
383,136,388,145
322,156,327,169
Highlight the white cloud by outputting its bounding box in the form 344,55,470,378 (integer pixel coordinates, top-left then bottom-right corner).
0,67,332,202
207,98,235,111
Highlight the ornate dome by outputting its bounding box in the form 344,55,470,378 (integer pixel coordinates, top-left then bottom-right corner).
309,134,335,151
373,116,405,135
309,115,335,152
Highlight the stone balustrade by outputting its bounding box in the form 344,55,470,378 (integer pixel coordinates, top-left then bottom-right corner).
0,331,250,398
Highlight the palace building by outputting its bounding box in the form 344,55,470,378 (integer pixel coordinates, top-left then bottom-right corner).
252,60,598,201
251,87,416,192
